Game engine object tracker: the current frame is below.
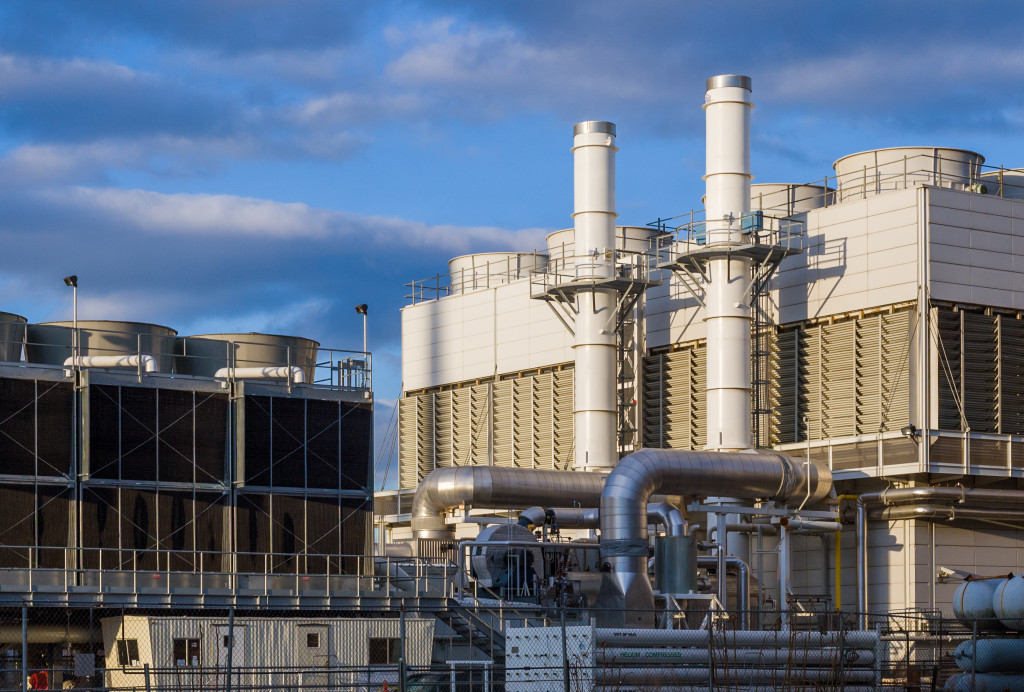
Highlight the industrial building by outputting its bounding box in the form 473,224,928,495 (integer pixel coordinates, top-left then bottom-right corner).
0,313,376,686
380,74,1024,627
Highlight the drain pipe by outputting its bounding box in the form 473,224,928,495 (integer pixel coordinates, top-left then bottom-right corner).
64,354,158,373
696,555,750,628
411,466,608,542
856,487,1024,627
597,448,831,627
214,365,305,384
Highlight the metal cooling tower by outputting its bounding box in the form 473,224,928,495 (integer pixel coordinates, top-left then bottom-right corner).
176,332,319,381
26,320,178,372
0,312,26,362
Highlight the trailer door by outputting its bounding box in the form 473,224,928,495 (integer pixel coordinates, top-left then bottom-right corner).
296,625,330,688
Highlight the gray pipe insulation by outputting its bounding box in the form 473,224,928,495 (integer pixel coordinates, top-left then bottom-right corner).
856,487,1024,628
411,466,608,540
518,502,686,536
598,448,831,624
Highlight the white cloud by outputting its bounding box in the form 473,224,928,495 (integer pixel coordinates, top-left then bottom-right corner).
0,53,138,96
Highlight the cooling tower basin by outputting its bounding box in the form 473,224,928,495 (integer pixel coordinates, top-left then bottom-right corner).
545,225,660,262
26,321,178,372
0,312,27,363
750,183,834,215
176,333,320,382
447,252,548,295
832,146,984,202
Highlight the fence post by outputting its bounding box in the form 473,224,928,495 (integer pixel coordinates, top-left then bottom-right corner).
21,605,27,692
561,606,570,692
226,606,235,692
399,605,408,691
143,663,152,692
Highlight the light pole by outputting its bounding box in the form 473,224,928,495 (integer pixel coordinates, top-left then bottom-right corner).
354,304,368,389
63,275,78,370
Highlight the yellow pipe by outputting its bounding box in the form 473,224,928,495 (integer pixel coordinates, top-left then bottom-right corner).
835,494,859,610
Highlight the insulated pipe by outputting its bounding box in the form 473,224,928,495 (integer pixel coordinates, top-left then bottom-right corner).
597,448,831,624
520,503,686,536
593,627,880,648
779,517,843,533
411,466,608,541
697,555,749,628
0,625,99,644
64,354,158,372
856,488,1024,628
213,365,305,384
572,120,618,471
597,647,875,667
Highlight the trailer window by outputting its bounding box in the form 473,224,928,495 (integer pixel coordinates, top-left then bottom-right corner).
116,639,140,667
306,632,320,648
368,638,401,665
173,639,201,667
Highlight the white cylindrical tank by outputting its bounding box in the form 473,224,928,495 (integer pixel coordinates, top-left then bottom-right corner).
447,252,547,295
571,120,619,471
832,146,985,202
546,226,660,262
993,574,1024,631
750,183,834,215
953,578,1006,629
980,168,1024,200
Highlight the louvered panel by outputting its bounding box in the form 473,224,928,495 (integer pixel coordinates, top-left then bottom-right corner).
771,330,798,445
470,384,491,464
533,373,554,468
937,307,964,430
662,351,688,449
963,311,999,433
492,380,513,467
855,316,882,435
799,326,821,441
1001,317,1024,435
398,396,420,490
552,369,574,469
823,321,857,438
642,354,666,448
434,390,453,468
693,346,707,449
450,389,470,466
511,378,530,467
880,310,912,432
417,394,436,483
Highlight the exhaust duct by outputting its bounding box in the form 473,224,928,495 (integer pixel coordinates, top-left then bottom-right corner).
596,448,831,626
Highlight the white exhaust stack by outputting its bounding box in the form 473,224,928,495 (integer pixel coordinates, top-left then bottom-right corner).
703,75,754,451
572,121,619,471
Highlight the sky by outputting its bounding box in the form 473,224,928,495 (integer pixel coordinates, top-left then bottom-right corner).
3,1,1024,489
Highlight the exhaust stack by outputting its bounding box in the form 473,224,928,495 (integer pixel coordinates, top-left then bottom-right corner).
703,74,754,451
572,121,619,470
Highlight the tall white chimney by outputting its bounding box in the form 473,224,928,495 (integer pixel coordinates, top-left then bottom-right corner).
703,75,754,452
572,120,618,471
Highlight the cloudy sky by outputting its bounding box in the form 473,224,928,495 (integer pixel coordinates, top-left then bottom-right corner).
3,1,1024,488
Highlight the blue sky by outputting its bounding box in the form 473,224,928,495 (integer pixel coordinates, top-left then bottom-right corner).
2,1,1024,488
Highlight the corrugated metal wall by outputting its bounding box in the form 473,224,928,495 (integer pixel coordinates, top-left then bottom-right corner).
644,308,914,448
398,367,574,489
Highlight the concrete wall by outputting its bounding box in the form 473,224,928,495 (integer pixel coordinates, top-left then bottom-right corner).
402,278,573,391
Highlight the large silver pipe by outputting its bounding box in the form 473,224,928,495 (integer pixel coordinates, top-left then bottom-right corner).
525,503,686,536
598,448,831,625
411,466,607,541
855,487,1024,628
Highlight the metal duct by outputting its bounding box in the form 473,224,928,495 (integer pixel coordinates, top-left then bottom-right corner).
572,120,618,471
597,448,831,625
519,503,685,536
410,466,608,540
855,487,1024,627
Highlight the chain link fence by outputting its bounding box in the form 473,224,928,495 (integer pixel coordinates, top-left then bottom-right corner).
2,604,1023,690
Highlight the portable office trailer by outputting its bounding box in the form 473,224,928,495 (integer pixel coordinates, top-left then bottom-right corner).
102,615,434,690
